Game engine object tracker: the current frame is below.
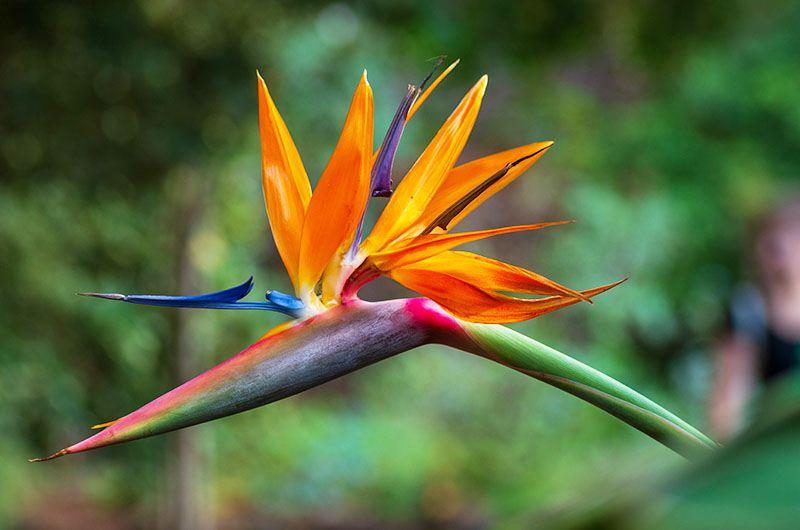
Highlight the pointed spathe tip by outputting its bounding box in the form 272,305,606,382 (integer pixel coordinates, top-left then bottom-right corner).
29,448,70,462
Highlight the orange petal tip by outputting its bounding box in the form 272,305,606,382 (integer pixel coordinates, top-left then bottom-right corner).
474,75,488,92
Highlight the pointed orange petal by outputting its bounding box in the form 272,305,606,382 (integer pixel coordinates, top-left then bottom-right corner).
368,221,573,271
407,58,460,120
297,71,374,293
416,142,553,234
388,268,625,324
405,250,589,301
364,76,487,254
258,72,312,290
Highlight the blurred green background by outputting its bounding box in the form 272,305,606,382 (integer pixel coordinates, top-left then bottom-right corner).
2,0,799,528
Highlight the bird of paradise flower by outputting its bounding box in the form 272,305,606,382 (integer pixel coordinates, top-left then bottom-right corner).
32,60,715,462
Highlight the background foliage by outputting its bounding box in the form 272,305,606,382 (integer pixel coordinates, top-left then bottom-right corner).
2,0,798,527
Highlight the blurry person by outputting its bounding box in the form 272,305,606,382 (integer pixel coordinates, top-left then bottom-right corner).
710,197,800,440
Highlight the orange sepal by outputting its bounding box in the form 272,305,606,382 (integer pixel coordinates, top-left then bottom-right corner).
257,72,312,290
364,76,487,254
368,221,573,271
388,268,625,324
414,142,554,235
403,250,590,302
297,71,374,293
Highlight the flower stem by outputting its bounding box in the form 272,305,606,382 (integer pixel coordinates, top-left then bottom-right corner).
456,322,718,459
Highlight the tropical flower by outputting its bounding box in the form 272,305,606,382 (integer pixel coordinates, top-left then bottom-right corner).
32,61,714,462
258,58,619,322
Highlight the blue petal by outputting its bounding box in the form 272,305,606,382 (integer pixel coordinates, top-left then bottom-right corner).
369,85,416,198
125,276,255,304
79,277,304,317
266,290,305,311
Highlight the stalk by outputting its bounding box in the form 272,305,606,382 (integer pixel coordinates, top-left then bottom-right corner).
32,298,716,461
454,321,718,459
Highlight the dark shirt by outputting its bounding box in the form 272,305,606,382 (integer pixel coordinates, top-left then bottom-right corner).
763,328,800,381
730,285,800,381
